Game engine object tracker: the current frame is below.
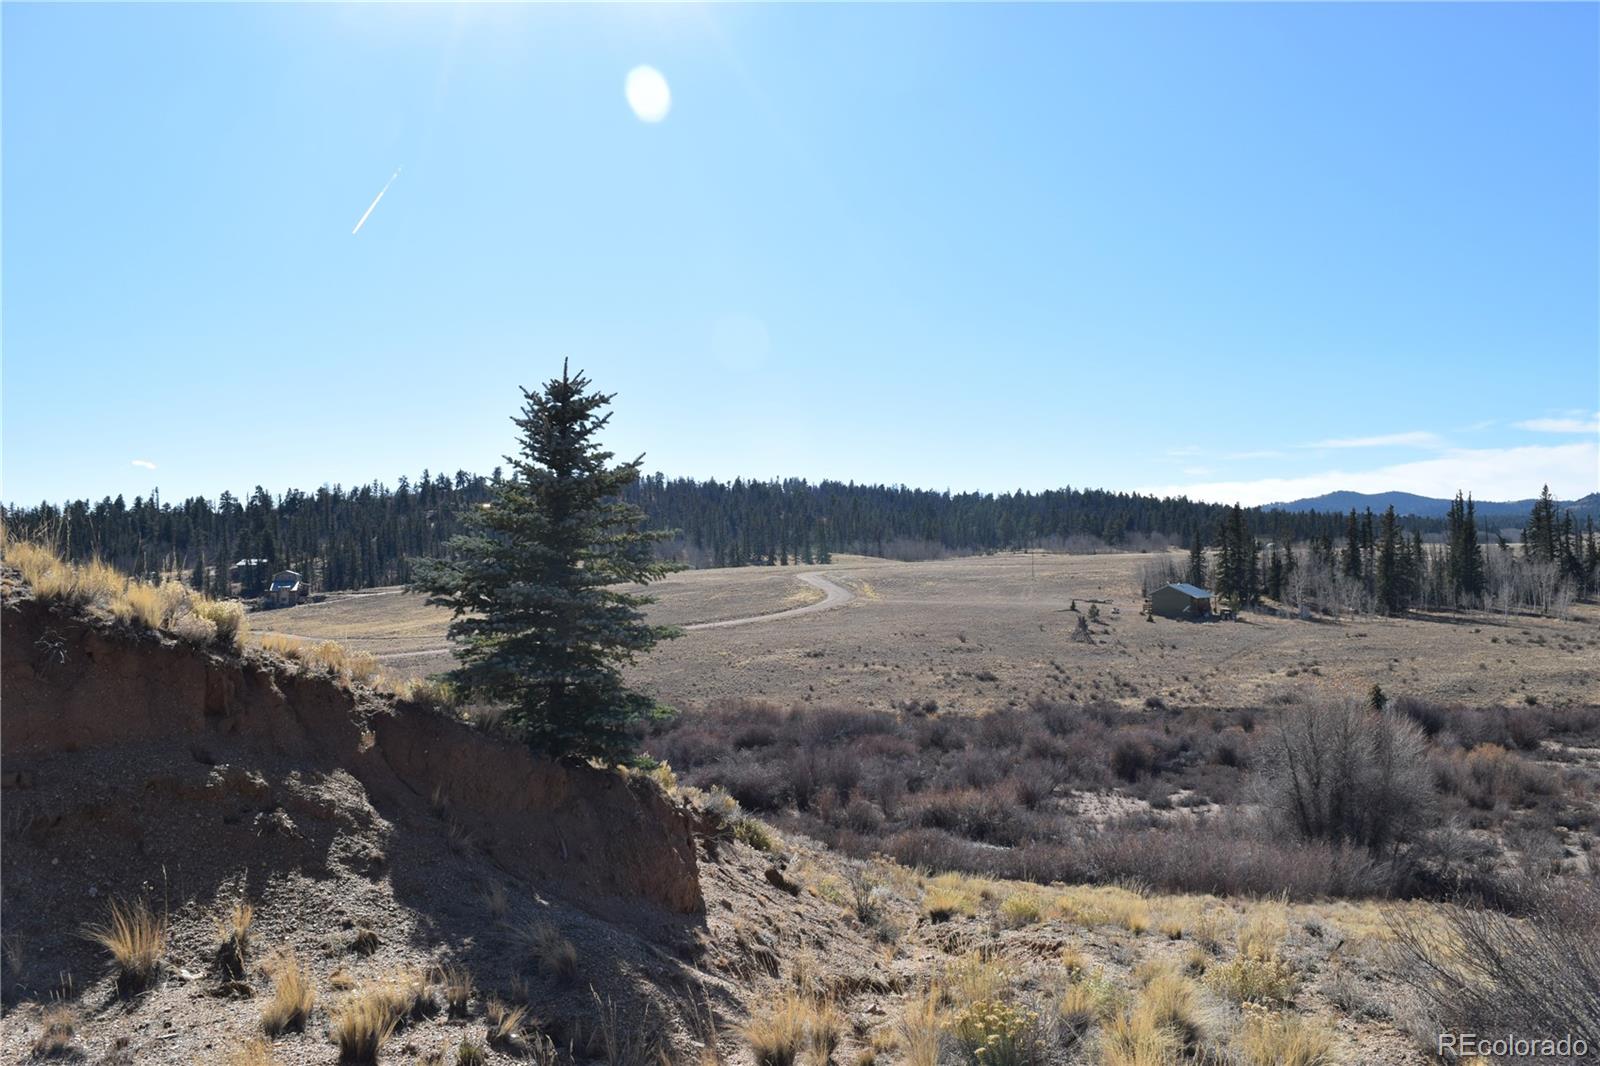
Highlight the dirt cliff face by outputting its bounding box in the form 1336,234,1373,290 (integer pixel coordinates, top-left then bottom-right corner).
1,592,703,920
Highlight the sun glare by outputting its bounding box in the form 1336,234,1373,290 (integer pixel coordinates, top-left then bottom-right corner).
625,65,671,123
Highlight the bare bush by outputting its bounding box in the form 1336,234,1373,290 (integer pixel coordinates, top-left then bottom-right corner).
1393,880,1600,1056
1255,698,1434,851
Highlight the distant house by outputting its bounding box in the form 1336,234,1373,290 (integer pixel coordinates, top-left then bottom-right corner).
265,569,307,607
1150,582,1212,619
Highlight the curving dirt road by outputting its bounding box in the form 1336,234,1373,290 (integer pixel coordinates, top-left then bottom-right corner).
273,572,857,662
683,572,854,631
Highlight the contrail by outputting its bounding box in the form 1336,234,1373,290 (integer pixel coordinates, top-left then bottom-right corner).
351,166,401,235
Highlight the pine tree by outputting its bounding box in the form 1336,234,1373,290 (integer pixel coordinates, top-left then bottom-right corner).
410,365,683,762
1375,506,1401,614
191,552,206,592
1526,485,1559,563
1342,510,1363,582
1185,529,1207,588
1265,546,1283,601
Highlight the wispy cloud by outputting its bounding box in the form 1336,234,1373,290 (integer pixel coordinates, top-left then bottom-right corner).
1142,441,1598,507
352,166,402,235
131,459,157,470
1303,430,1442,450
1514,413,1600,435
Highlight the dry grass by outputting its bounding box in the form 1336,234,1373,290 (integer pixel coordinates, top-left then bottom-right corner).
4,536,250,649
439,964,473,1017
227,1037,280,1066
83,897,165,993
261,952,316,1035
31,1003,76,1058
216,900,254,977
484,996,527,1044
1098,971,1213,1066
257,634,380,685
999,892,1044,928
1235,1013,1335,1066
521,920,577,981
744,993,809,1066
251,550,1600,714
455,1039,488,1066
898,986,944,1066
331,984,402,1062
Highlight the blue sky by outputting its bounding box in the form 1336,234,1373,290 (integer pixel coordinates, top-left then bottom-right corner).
4,2,1596,508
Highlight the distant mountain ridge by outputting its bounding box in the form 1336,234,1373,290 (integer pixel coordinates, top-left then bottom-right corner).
1270,490,1600,521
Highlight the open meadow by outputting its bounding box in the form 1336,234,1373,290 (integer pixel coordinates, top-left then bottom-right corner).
253,550,1600,714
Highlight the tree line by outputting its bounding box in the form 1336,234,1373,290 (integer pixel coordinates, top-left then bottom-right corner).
4,472,1590,603
1152,487,1598,618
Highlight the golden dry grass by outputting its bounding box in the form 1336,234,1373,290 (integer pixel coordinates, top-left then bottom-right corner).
227,1037,280,1066
216,900,254,976
4,536,250,649
261,952,315,1035
330,983,402,1061
31,1003,76,1058
897,986,943,1066
743,993,808,1066
484,996,527,1044
1235,1012,1336,1066
439,964,473,1017
83,897,165,992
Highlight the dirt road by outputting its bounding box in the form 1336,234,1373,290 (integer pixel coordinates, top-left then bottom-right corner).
683,572,854,630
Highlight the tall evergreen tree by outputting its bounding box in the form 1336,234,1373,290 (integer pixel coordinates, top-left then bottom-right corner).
1525,485,1560,563
1185,529,1207,588
1342,509,1363,581
411,365,683,762
1375,506,1402,614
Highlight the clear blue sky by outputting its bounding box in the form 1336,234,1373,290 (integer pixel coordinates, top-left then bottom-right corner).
4,2,1597,508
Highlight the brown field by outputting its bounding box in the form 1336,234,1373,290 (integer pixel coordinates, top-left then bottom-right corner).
253,550,1600,712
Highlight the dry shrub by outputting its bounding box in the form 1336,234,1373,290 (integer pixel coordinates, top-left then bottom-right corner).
1235,1013,1335,1066
349,927,380,956
1392,880,1600,1054
1255,698,1433,850
949,999,1045,1066
1204,953,1297,1007
31,1003,76,1058
83,897,166,993
261,953,315,1035
521,921,577,981
195,597,250,648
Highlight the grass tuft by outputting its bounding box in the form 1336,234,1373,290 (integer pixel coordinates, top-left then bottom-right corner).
83,897,165,993
261,952,315,1035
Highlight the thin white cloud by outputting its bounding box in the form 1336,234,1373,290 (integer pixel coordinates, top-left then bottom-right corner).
1514,414,1600,435
1222,449,1287,461
1143,442,1599,507
131,459,157,470
352,166,402,235
1304,431,1443,450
